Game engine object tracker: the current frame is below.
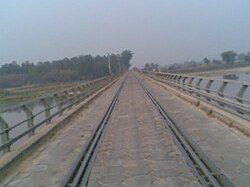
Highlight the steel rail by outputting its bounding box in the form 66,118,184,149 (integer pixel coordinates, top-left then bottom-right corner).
61,75,127,187
136,76,234,187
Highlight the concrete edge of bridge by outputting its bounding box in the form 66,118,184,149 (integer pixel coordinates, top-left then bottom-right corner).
0,77,120,180
142,73,250,137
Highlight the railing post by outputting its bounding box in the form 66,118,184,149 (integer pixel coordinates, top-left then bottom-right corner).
188,77,194,86
75,87,84,103
70,88,77,104
21,105,34,137
40,99,51,124
218,81,228,97
64,91,73,109
205,80,214,101
170,75,175,82
177,76,182,83
72,88,81,104
195,78,203,97
188,77,195,93
195,78,203,90
182,77,187,91
236,85,248,103
0,115,10,153
218,81,228,107
205,80,214,93
54,94,63,116
167,74,171,80
171,75,176,87
177,76,182,89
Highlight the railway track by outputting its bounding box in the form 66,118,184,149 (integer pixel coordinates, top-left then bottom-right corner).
136,75,234,187
61,75,127,187
61,72,234,187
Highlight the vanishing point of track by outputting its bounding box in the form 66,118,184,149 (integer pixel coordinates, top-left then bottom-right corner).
61,73,234,187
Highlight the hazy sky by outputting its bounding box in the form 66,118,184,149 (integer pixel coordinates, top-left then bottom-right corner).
1,0,250,67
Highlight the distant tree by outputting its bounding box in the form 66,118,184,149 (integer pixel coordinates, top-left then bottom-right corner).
212,59,222,65
168,64,181,71
245,52,250,61
237,53,246,62
203,57,209,65
0,50,133,88
121,50,133,69
221,51,237,64
153,63,159,71
144,63,150,70
144,63,158,71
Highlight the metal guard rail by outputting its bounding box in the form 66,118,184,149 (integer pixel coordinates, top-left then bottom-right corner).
143,71,250,120
0,75,118,154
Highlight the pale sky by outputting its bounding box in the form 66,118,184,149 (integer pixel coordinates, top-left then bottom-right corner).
1,0,250,67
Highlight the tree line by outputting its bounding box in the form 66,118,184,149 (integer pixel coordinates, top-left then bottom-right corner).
0,50,133,88
143,50,250,72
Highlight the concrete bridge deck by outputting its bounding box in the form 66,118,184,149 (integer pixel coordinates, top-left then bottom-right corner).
0,72,250,186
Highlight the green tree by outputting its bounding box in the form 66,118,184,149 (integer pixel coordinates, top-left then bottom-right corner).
121,50,133,69
221,51,237,64
0,50,133,88
203,57,209,65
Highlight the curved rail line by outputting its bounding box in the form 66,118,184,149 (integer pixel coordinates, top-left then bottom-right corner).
136,74,234,187
61,75,127,187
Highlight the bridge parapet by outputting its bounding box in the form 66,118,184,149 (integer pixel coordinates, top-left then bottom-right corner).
0,75,117,155
143,70,250,120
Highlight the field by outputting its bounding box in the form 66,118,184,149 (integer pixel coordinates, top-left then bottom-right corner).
189,66,250,76
0,82,80,106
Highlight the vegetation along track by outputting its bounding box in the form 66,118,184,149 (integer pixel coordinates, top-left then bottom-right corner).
60,74,127,187
136,74,235,187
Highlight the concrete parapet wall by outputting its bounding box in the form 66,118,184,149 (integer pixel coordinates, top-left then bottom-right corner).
143,73,250,137
0,77,119,180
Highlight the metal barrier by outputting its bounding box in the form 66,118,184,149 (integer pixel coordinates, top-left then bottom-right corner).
0,75,117,154
143,71,250,120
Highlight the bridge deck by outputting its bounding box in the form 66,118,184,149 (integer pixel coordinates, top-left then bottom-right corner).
88,73,199,186
1,72,250,186
142,74,250,186
1,78,124,186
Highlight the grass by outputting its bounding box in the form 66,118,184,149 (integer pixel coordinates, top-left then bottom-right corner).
0,82,81,105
